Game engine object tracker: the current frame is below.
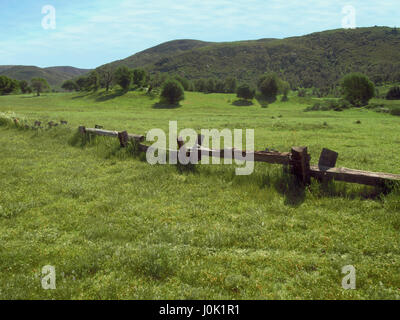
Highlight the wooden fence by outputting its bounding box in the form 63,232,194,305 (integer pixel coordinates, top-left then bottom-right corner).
79,126,400,187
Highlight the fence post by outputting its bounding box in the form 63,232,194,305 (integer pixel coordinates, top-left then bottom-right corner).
78,126,86,135
290,146,311,185
118,131,129,147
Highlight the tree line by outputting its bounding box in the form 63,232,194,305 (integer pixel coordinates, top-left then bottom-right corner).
0,76,50,96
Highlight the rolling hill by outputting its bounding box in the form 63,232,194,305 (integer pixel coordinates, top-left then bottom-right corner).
98,27,400,89
0,65,91,87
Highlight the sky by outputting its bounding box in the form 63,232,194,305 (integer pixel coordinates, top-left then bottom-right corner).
0,0,398,69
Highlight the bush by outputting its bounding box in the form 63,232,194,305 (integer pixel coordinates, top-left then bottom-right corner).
236,84,255,100
390,107,400,116
31,78,50,96
0,76,19,95
114,66,132,91
62,80,78,92
160,79,185,105
258,73,279,99
386,86,400,100
340,73,375,106
305,99,351,112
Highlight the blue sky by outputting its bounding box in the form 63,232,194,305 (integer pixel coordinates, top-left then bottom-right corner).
0,0,398,68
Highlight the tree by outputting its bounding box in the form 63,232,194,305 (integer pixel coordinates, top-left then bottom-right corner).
280,81,290,101
224,77,237,93
340,73,375,106
19,80,31,94
160,79,185,105
236,84,255,100
31,78,49,96
61,80,78,92
99,67,114,92
205,78,216,93
75,77,88,91
85,71,100,92
194,79,207,92
386,86,400,100
132,69,147,87
0,76,19,95
114,66,132,91
174,76,189,91
258,73,279,99
215,80,226,93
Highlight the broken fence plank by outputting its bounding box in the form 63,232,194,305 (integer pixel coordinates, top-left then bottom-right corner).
290,147,311,185
84,128,145,142
318,148,339,169
309,166,400,186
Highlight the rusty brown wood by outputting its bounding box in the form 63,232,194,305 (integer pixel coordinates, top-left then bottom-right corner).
290,147,311,185
84,128,144,142
310,166,400,186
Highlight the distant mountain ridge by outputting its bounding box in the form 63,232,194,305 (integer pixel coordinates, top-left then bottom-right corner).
98,27,400,88
0,65,91,87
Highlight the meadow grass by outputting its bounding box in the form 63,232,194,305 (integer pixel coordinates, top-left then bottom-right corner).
0,90,399,299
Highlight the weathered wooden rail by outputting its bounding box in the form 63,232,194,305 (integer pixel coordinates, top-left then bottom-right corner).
79,126,400,187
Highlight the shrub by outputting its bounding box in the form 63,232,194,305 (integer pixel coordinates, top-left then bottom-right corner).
114,66,132,91
340,73,375,106
258,73,279,99
160,79,185,105
390,107,400,116
236,84,255,100
224,77,237,93
31,78,50,96
62,80,78,92
0,76,19,95
386,86,400,100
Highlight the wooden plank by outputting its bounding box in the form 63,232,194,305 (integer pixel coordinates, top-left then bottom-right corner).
78,126,86,134
118,131,129,147
84,128,144,142
310,166,400,186
195,148,291,164
291,147,311,185
318,148,339,168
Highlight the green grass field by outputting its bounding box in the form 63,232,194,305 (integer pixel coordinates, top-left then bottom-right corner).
0,90,399,299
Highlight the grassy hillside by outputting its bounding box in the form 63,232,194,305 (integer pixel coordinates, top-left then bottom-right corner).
99,27,400,89
0,65,91,87
0,91,399,299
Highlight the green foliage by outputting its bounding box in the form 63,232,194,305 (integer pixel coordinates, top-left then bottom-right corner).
114,66,132,91
160,79,185,105
173,75,190,91
100,27,400,90
224,77,237,93
194,78,207,93
205,78,216,93
132,69,147,87
85,71,100,92
31,77,50,96
258,73,280,99
386,86,400,100
75,77,88,91
236,84,255,100
0,76,19,95
61,80,78,92
18,80,31,94
390,107,400,116
341,73,375,106
98,67,114,92
305,99,351,112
